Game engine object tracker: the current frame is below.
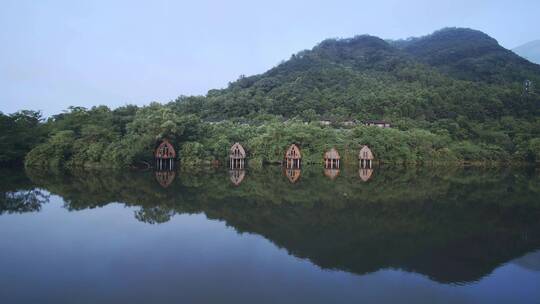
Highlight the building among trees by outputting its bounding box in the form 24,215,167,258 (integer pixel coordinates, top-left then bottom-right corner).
229,143,246,169
324,148,340,169
359,146,374,169
284,144,302,169
155,140,176,170
363,120,391,128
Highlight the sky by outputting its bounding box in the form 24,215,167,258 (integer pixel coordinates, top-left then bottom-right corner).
1,0,539,116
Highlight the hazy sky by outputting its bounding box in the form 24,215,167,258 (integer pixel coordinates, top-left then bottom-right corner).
1,0,539,116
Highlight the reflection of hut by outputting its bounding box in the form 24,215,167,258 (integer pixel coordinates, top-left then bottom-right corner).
359,168,373,182
155,140,176,170
229,169,246,186
359,146,374,169
284,168,301,183
229,143,246,169
324,148,340,169
324,168,340,180
155,170,176,188
284,144,301,169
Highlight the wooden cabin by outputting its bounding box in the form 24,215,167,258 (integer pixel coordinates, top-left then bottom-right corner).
359,168,373,182
324,148,340,169
359,145,374,169
155,140,176,170
229,169,246,186
155,170,176,188
324,168,340,180
284,144,301,169
364,120,391,128
229,143,246,169
284,168,301,183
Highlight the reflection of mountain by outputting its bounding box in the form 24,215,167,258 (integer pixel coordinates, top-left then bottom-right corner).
17,166,540,284
513,250,540,272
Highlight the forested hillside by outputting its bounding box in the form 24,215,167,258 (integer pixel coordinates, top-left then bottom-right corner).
4,27,539,168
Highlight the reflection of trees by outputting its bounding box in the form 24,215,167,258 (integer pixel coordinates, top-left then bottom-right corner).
0,189,50,214
135,207,175,224
0,168,50,214
24,166,540,284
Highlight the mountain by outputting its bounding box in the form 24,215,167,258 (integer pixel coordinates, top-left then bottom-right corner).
399,28,540,83
173,27,540,121
513,40,540,65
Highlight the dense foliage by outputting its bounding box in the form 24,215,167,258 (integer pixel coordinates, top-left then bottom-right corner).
0,110,46,166
4,27,540,168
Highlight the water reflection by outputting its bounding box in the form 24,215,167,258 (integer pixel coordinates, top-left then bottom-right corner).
0,168,50,214
323,168,340,180
229,169,246,186
284,168,301,183
155,170,176,188
359,167,373,182
5,166,540,285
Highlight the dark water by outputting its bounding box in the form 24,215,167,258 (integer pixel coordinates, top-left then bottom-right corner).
1,166,540,303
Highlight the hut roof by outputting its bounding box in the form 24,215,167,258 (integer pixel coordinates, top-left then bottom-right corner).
324,148,340,159
230,142,246,158
359,145,374,160
285,144,301,159
154,140,176,158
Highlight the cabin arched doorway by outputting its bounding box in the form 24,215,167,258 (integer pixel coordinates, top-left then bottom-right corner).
324,148,340,169
359,145,374,169
155,140,176,170
229,143,246,169
284,144,301,169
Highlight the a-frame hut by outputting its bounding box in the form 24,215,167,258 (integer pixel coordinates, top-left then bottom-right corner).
284,144,301,169
324,148,340,169
155,140,176,170
359,145,374,169
229,143,246,169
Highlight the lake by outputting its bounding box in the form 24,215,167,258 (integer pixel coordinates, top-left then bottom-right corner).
1,166,539,303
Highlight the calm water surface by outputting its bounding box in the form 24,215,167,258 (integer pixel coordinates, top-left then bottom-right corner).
0,166,539,303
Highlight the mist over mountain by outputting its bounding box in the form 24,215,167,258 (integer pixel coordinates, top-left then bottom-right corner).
513,40,540,65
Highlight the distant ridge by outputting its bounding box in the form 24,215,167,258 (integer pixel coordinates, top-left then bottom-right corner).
513,40,540,65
